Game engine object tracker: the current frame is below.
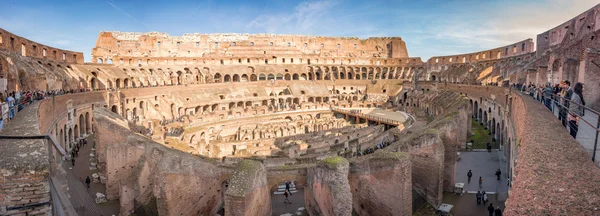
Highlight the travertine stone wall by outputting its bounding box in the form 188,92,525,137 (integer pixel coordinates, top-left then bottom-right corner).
92,31,409,65
349,151,412,216
224,160,270,216
305,156,352,216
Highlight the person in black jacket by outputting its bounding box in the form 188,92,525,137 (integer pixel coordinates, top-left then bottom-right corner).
487,203,495,216
495,207,503,216
85,176,91,188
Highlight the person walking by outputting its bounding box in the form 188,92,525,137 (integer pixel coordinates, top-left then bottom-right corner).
467,170,473,183
487,203,495,216
495,169,502,180
283,190,291,204
495,207,503,216
476,191,482,205
482,191,488,204
479,176,483,189
6,93,15,120
285,181,292,196
85,176,91,188
71,157,75,166
486,143,492,153
568,82,585,139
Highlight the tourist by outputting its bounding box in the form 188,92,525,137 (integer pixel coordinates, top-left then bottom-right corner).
486,143,492,153
568,82,585,139
482,191,488,204
7,93,15,120
71,157,75,166
495,207,503,216
283,190,291,204
495,169,502,180
85,176,91,188
476,191,482,205
285,181,292,195
487,203,495,216
560,80,573,127
479,176,483,189
467,170,473,183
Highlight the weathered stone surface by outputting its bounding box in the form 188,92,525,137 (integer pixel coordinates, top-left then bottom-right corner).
305,156,352,216
224,160,270,216
349,151,412,216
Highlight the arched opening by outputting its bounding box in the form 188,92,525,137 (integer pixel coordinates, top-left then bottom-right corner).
250,74,257,81
233,74,240,82
214,73,222,83
79,115,85,136
89,77,97,90
111,105,118,114
224,74,232,82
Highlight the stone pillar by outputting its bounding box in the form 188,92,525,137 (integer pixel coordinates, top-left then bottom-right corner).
225,160,270,216
349,151,412,216
580,49,600,110
305,156,352,216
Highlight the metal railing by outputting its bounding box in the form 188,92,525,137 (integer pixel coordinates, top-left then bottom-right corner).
524,88,599,164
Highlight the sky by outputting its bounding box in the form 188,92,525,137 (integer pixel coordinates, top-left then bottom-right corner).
0,0,598,62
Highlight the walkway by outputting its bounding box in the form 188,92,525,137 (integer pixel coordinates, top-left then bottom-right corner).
442,150,508,215
270,183,306,216
63,134,120,216
332,107,408,126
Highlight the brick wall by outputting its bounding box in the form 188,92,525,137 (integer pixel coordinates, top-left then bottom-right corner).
0,173,51,215
349,151,412,216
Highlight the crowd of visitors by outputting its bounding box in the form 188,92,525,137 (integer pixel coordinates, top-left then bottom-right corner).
355,140,392,156
0,88,92,130
516,80,586,138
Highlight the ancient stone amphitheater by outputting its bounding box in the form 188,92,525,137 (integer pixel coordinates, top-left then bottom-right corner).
2,4,600,216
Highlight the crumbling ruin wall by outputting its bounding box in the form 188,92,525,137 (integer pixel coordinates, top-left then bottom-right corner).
94,107,232,216
224,160,270,216
305,156,352,216
349,151,412,216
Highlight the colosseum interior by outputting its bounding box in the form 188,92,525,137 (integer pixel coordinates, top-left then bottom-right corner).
1,3,600,216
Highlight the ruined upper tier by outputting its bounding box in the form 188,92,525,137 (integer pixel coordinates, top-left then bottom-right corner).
91,31,409,63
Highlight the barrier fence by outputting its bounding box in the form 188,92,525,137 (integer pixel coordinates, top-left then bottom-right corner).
521,88,599,164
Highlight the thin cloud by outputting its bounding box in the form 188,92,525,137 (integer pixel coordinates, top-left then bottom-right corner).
247,0,340,33
105,0,151,29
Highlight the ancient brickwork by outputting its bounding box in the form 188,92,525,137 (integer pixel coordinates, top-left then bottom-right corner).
348,151,412,216
91,31,409,65
224,160,270,216
305,156,353,216
0,28,83,64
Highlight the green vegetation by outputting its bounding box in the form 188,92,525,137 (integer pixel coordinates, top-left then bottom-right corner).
321,156,348,169
470,118,494,149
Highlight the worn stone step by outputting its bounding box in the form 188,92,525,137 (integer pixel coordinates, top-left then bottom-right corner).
273,190,297,195
277,188,296,191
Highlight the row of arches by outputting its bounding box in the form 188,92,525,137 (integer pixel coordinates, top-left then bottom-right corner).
55,112,92,151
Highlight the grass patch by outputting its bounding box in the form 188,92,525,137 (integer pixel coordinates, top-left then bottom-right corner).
470,118,494,149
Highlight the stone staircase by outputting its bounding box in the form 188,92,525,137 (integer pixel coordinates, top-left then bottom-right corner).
273,183,298,195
